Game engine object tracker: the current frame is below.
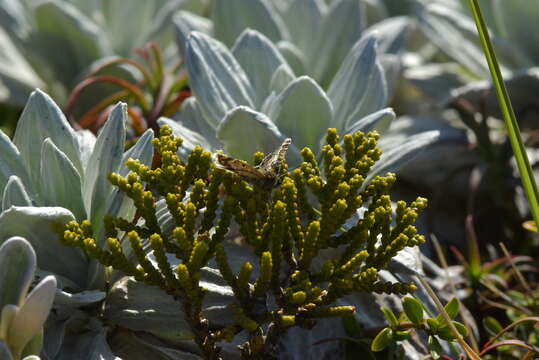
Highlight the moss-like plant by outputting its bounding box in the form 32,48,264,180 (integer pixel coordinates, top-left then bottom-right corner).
61,125,427,359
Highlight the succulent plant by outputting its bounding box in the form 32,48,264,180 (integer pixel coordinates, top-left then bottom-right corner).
0,0,209,108
162,30,439,182
61,125,428,359
0,236,57,360
173,0,413,93
0,90,154,359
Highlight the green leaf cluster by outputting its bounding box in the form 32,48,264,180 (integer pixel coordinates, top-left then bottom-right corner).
61,125,427,359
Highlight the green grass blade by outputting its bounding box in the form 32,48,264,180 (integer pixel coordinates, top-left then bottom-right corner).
467,0,539,227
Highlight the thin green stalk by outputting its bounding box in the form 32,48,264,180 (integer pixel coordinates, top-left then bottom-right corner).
467,0,539,227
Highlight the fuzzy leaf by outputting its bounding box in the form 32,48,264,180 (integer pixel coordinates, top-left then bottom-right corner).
0,237,36,310
13,90,82,189
217,106,302,164
82,103,126,232
367,130,440,185
8,275,56,357
212,0,285,47
40,139,86,221
0,341,13,360
312,0,364,87
0,206,87,288
272,76,332,153
328,34,386,132
232,29,292,108
0,130,32,196
31,0,107,85
345,108,395,135
185,32,254,126
173,11,213,57
2,176,32,211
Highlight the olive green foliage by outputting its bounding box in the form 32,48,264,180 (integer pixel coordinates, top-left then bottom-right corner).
372,297,468,356
61,125,427,359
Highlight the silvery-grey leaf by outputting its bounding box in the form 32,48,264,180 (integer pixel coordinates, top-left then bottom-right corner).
385,116,475,187
0,206,88,288
7,275,56,356
364,16,413,55
366,130,440,185
387,246,423,276
0,28,43,107
31,0,108,87
212,0,286,47
172,97,221,149
186,32,255,127
405,62,468,105
40,138,86,221
345,107,395,135
276,40,306,76
13,89,83,189
173,10,212,58
216,106,302,164
2,176,32,210
328,34,387,132
0,129,33,199
273,76,332,154
53,320,119,360
311,0,364,87
82,103,126,237
75,129,96,171
104,276,193,340
158,117,214,156
491,0,539,63
416,3,527,77
0,237,35,309
279,317,345,359
0,341,13,360
106,129,154,222
268,64,295,97
54,289,106,308
232,29,292,109
447,67,539,130
378,53,401,101
279,0,324,62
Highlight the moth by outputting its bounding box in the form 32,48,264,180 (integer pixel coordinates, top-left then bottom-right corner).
216,138,292,191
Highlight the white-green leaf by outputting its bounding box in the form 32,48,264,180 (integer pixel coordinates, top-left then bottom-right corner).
158,117,214,155
0,130,32,198
186,32,254,126
268,64,296,96
13,90,82,187
311,0,364,87
82,103,126,231
345,108,395,135
0,237,35,310
273,76,332,153
173,10,212,57
0,206,87,288
32,0,108,85
8,275,56,357
328,34,387,132
280,0,325,63
277,40,306,76
366,130,440,185
217,106,301,163
212,0,286,47
106,129,154,222
40,139,86,221
2,176,32,211
232,29,292,108
171,97,220,149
